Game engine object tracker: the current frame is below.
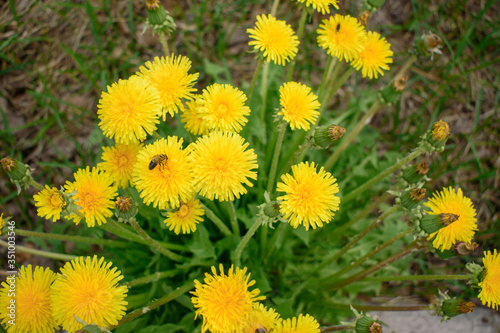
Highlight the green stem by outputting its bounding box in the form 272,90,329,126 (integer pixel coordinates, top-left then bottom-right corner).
247,57,265,101
330,240,426,290
124,269,177,288
327,301,431,312
260,61,270,143
14,229,129,248
324,100,383,170
233,217,263,266
320,325,352,332
317,65,351,124
317,57,335,102
271,0,280,16
226,201,240,237
201,203,232,236
285,9,308,82
107,280,194,330
29,178,44,191
392,54,417,84
0,239,77,261
314,206,399,272
342,149,424,204
159,32,170,57
362,274,469,283
322,229,410,281
281,140,312,176
128,219,184,262
264,222,287,263
267,121,287,193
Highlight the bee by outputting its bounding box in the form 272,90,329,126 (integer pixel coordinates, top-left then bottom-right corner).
255,327,269,333
149,154,168,171
335,23,341,32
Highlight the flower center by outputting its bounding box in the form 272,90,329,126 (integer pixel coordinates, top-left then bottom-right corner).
216,103,229,117
117,154,129,168
177,203,190,218
50,193,64,208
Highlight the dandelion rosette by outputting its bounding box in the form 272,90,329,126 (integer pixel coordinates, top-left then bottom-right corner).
424,187,477,251
181,98,210,136
138,55,199,119
197,83,250,133
51,256,128,333
97,75,162,145
478,249,500,310
296,0,339,14
65,167,118,227
191,264,265,333
164,198,204,234
133,137,194,209
278,81,321,131
33,185,66,222
0,265,57,333
189,131,258,201
317,14,366,62
247,14,299,66
351,31,393,79
241,303,280,333
277,162,340,230
98,142,142,188
274,314,321,333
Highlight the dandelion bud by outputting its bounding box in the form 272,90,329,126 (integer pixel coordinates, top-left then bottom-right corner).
419,213,445,234
358,11,370,26
313,124,346,148
1,156,35,194
355,316,382,333
115,196,138,222
400,188,426,210
441,299,475,318
145,1,176,36
454,242,478,256
401,160,429,184
432,120,450,142
263,201,281,218
416,161,430,175
394,74,408,91
1,157,15,172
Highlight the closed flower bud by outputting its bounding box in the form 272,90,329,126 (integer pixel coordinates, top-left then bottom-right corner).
145,1,176,36
442,299,475,318
1,156,35,194
355,316,382,333
394,74,408,91
115,196,138,222
313,124,346,148
400,188,426,210
454,242,478,256
432,120,450,142
416,161,430,175
358,11,370,26
263,201,281,218
401,161,429,184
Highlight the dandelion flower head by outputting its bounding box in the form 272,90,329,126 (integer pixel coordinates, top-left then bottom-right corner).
191,264,265,333
51,256,128,333
247,14,299,66
277,162,340,230
274,314,321,333
33,185,66,222
295,0,339,14
0,214,4,235
97,75,161,145
0,265,57,333
181,98,210,136
164,198,204,235
98,142,142,188
424,187,477,251
197,83,250,133
351,31,393,79
278,81,320,131
138,55,199,119
133,137,193,210
478,249,500,310
64,167,117,227
317,14,366,62
189,131,258,201
241,303,280,333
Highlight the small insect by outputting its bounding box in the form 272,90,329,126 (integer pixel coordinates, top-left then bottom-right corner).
255,327,269,333
149,154,168,171
335,23,341,32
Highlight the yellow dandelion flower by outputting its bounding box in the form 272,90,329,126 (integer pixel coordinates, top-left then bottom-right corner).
190,131,258,201
295,0,339,14
247,14,300,66
51,256,128,333
164,198,204,234
97,75,162,145
317,14,366,61
240,303,280,333
0,213,4,235
0,265,57,333
277,162,340,230
33,185,66,222
181,98,210,136
424,187,477,251
275,314,320,333
191,264,265,333
133,137,193,209
351,31,393,79
478,249,500,310
97,142,142,188
138,55,199,119
65,167,118,227
278,81,320,131
197,83,250,133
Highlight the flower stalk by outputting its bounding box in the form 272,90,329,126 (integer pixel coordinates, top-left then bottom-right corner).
247,57,265,101
202,203,232,236
124,269,177,288
13,229,129,248
233,217,263,266
0,239,77,261
226,200,240,237
267,121,287,193
362,274,469,283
